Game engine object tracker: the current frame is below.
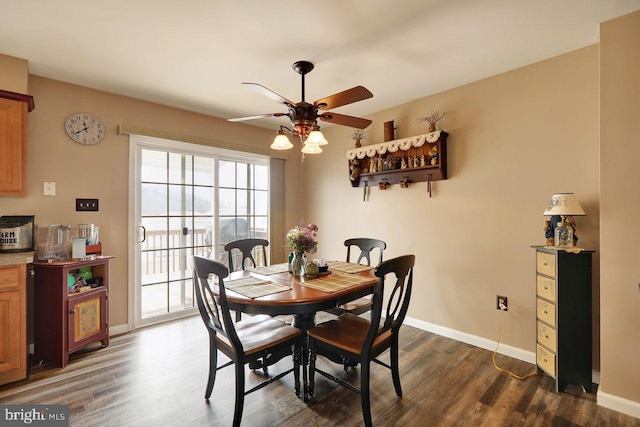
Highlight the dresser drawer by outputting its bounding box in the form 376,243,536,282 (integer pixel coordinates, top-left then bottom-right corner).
536,251,556,277
537,298,556,327
537,321,557,352
536,275,557,302
537,343,556,376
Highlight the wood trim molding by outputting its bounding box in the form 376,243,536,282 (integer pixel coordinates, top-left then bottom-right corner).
118,123,289,159
0,89,34,112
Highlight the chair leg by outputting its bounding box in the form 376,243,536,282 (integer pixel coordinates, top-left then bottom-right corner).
293,342,301,397
205,338,218,400
390,336,403,397
235,310,241,322
232,361,245,427
309,345,316,398
361,361,373,427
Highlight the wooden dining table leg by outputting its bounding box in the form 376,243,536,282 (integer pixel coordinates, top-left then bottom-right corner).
292,312,316,402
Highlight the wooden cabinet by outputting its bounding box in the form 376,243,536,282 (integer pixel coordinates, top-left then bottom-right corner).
346,131,448,188
0,262,27,385
0,90,34,196
34,257,112,368
533,246,593,392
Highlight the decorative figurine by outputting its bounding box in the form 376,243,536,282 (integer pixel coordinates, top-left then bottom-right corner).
428,145,439,165
420,155,426,167
400,157,407,169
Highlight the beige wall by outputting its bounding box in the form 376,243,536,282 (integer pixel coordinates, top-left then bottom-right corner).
2,9,640,416
0,54,29,94
600,10,640,412
303,45,600,360
0,75,303,327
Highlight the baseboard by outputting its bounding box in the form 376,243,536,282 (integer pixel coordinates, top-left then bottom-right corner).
109,323,129,336
404,316,537,364
598,389,640,419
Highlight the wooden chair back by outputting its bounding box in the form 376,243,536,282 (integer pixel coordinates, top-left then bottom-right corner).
365,254,414,352
224,238,269,272
192,255,241,351
345,238,386,266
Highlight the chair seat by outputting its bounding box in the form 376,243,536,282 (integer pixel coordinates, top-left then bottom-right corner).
309,313,392,355
216,314,300,355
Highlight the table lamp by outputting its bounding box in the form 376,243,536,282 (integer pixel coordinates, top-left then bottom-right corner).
543,193,586,247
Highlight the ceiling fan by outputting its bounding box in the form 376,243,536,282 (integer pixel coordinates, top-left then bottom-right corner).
227,60,373,153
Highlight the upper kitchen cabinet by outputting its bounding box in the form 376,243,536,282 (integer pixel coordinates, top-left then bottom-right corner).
0,90,34,196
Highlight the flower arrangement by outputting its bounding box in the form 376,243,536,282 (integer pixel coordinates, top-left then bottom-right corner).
286,223,318,254
349,129,367,142
349,129,367,147
416,110,445,132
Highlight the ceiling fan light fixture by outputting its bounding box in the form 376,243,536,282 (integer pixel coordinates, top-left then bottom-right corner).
306,128,328,146
301,142,323,154
270,128,293,150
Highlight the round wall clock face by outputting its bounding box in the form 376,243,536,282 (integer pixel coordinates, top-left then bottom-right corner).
65,113,105,145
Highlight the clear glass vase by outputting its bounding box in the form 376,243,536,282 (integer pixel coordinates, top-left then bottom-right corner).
290,251,306,277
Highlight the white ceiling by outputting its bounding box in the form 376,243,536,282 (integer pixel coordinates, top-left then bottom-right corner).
2,0,639,130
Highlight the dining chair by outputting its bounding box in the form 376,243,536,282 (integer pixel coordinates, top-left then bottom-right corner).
309,254,414,427
192,255,301,427
224,238,269,321
326,238,387,316
224,238,269,272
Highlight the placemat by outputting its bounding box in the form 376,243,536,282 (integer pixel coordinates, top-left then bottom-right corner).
326,261,373,273
224,277,290,299
300,272,374,293
251,263,290,275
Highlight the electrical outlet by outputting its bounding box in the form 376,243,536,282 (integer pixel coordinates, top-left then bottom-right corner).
496,295,508,311
76,198,99,212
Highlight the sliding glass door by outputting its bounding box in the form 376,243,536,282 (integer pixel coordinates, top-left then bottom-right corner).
130,135,269,327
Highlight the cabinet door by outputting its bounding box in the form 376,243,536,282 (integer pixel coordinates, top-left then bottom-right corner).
0,289,26,384
67,289,108,353
0,97,28,195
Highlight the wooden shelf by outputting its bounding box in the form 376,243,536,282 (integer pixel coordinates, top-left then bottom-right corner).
346,131,448,188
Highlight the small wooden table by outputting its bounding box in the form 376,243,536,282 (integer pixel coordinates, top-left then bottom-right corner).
221,264,378,400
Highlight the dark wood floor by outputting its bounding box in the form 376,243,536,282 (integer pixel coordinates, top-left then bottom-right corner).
1,315,638,427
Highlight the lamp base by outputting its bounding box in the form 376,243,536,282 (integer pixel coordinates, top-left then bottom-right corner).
554,219,574,247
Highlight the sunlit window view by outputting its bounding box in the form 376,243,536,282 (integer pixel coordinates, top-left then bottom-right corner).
138,149,268,320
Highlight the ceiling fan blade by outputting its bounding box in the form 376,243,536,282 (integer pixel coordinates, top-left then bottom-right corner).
242,82,295,106
227,112,287,122
314,86,373,110
319,112,372,129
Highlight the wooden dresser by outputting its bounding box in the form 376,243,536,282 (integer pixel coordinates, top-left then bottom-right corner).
533,246,594,392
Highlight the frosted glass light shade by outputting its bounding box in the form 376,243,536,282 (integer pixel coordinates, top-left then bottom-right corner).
306,130,328,145
301,143,323,154
270,133,293,150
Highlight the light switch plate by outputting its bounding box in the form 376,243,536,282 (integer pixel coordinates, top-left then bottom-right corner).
43,181,56,196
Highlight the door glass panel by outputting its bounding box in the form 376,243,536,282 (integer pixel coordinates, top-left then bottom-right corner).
135,141,268,326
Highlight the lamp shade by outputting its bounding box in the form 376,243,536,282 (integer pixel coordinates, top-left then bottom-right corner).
306,130,328,146
270,132,293,150
301,143,322,154
543,193,586,216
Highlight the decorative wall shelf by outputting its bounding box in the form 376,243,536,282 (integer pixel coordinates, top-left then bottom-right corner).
346,131,448,188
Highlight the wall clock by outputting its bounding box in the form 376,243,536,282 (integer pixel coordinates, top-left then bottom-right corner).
65,113,105,145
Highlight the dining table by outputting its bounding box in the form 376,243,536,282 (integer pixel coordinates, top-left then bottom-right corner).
219,261,379,401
